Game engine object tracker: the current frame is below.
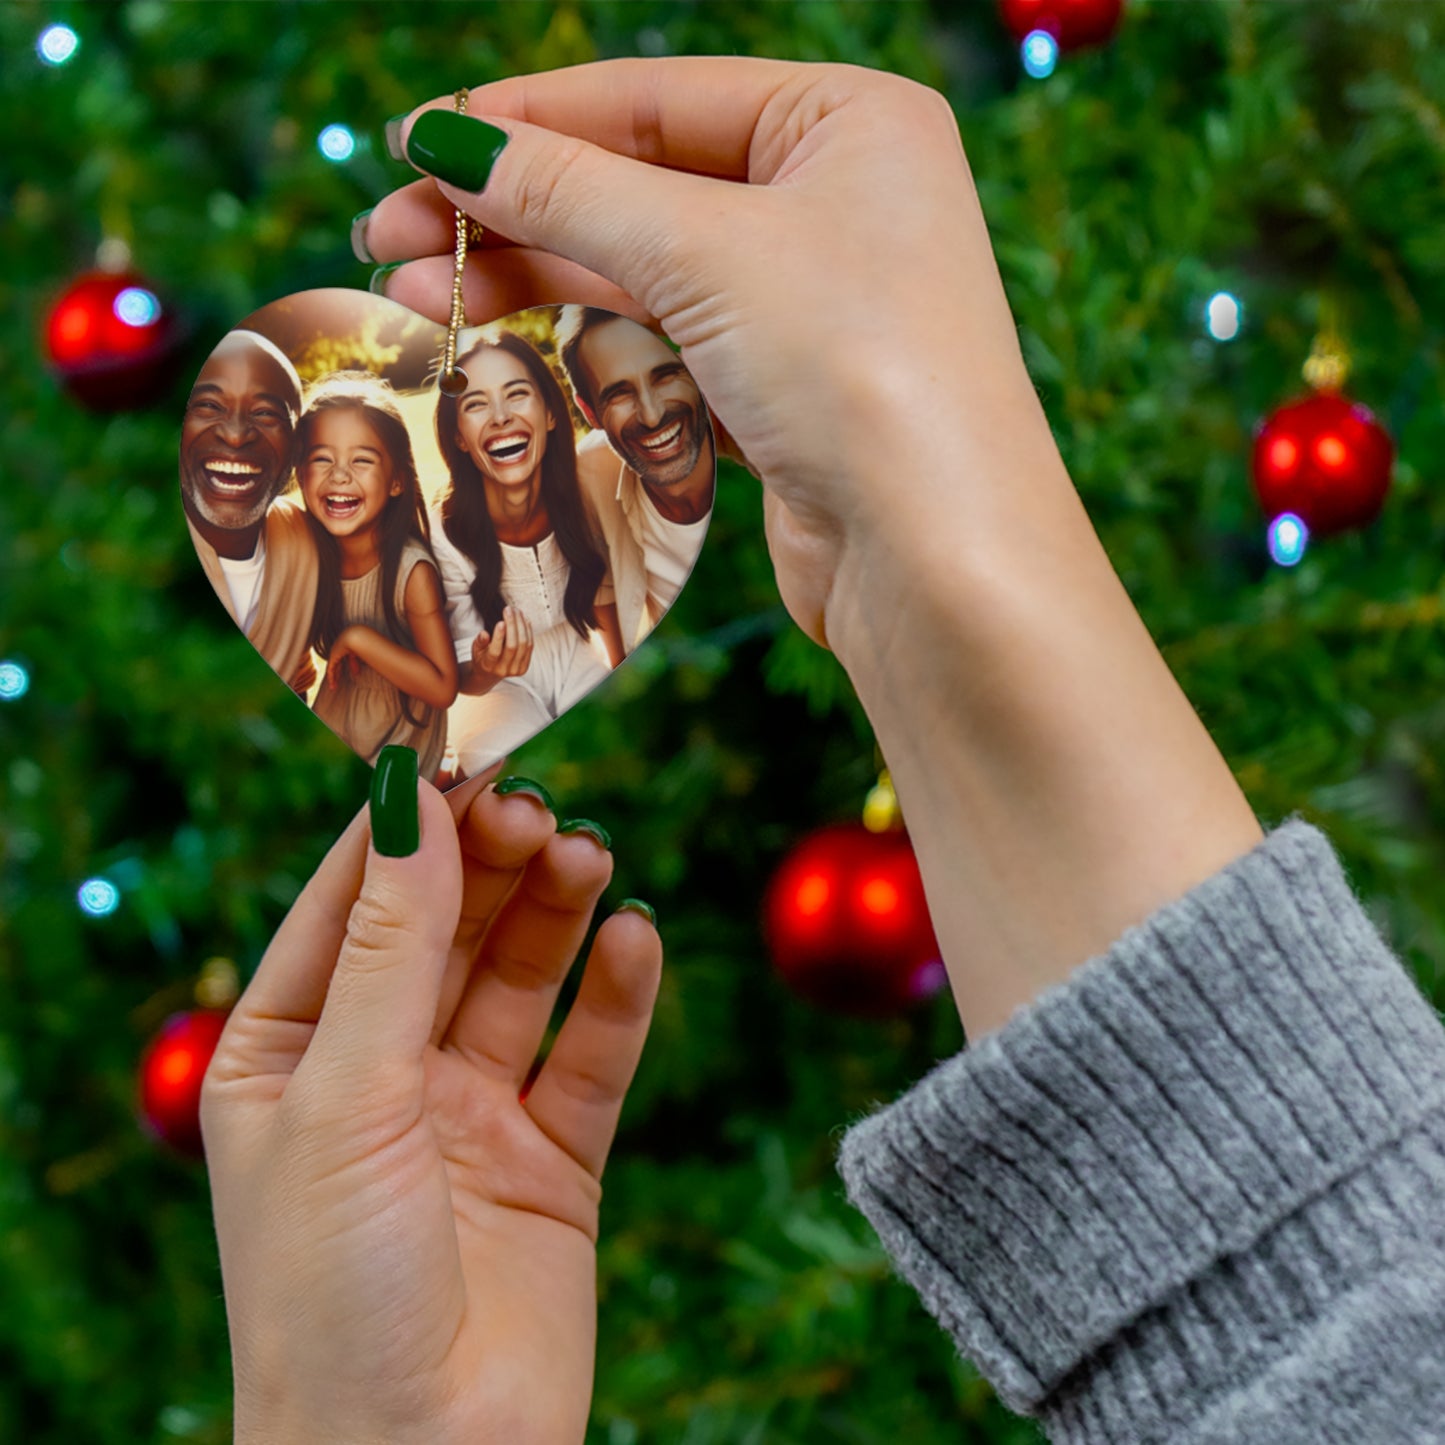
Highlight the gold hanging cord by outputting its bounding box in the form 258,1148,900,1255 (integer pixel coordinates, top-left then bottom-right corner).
438,89,478,396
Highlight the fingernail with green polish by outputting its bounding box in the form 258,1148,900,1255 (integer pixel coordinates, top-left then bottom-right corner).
350,208,375,265
371,746,419,857
384,113,409,162
559,818,612,851
617,898,657,926
369,261,404,296
494,775,555,812
405,110,510,192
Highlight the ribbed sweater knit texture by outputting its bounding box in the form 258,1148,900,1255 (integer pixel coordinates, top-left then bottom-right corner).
837,820,1445,1443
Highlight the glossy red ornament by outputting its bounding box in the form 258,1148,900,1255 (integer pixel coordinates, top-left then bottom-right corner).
45,270,182,410
763,823,945,1016
1251,392,1394,537
998,0,1125,50
137,1009,229,1156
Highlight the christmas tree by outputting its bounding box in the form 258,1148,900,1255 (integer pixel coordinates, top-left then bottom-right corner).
3,3,1444,1441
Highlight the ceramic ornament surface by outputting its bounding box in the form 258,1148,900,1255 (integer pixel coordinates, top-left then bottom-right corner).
179,290,715,787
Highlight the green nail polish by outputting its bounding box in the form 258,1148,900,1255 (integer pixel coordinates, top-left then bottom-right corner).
369,261,403,296
371,746,419,857
384,113,409,162
617,898,656,926
559,818,612,851
350,208,375,264
494,775,555,812
405,110,510,192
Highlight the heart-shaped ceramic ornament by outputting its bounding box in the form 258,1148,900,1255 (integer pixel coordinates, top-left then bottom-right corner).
179,289,715,788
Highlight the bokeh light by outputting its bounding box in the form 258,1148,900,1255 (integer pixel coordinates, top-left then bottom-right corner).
1267,512,1309,567
0,660,29,701
1022,30,1059,79
77,878,121,918
909,958,948,1001
37,24,79,66
1205,291,1242,341
114,287,161,328
793,872,831,918
317,124,356,162
1267,436,1299,476
859,877,901,918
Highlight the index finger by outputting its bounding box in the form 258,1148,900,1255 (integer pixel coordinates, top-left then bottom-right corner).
409,56,812,183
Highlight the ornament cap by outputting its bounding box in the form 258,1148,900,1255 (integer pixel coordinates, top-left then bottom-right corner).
95,236,133,273
863,768,902,832
1302,327,1350,393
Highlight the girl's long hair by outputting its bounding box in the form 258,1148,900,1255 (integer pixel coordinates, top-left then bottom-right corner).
297,371,432,726
434,331,604,640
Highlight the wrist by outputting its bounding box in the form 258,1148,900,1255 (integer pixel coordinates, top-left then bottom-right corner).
824,431,1261,1039
234,1394,441,1445
823,389,1075,687
464,658,499,696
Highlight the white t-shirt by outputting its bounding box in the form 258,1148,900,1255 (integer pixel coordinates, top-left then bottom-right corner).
637,487,707,614
217,532,266,634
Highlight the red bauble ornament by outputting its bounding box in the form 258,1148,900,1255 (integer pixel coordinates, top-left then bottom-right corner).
1251,392,1394,537
45,270,182,410
763,823,945,1016
998,0,1124,50
137,1009,229,1156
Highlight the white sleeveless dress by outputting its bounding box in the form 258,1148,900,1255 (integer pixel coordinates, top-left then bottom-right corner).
311,537,449,782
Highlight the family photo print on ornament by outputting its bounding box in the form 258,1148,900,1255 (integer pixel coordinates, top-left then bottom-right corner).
178,291,716,787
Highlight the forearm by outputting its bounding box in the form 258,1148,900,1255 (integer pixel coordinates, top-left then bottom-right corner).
825,400,1261,1041
342,629,457,710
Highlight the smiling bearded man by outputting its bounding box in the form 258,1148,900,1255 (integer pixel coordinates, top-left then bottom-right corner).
180,330,319,693
557,308,714,656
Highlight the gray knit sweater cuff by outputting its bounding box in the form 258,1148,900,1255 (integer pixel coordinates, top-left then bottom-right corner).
837,819,1445,1434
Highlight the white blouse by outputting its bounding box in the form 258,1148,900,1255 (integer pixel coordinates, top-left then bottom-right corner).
430,515,573,663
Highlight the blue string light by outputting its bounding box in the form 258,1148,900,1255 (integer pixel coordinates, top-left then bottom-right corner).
78,878,121,918
0,660,29,701
37,24,79,66
318,124,356,162
1022,30,1059,79
1267,512,1309,567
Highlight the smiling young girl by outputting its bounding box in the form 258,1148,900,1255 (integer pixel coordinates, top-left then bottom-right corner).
296,371,457,782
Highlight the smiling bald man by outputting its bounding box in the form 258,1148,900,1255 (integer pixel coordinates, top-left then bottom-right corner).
180,330,319,693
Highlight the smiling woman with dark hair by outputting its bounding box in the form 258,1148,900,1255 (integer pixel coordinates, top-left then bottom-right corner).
430,328,623,774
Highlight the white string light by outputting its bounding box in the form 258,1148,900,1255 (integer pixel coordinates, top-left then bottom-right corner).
1267,512,1308,567
114,287,162,327
0,660,29,701
1205,291,1243,342
77,878,121,918
318,124,356,162
1022,31,1059,79
38,24,79,66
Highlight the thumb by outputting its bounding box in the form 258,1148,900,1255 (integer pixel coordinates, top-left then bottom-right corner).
302,747,463,1089
398,108,736,319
